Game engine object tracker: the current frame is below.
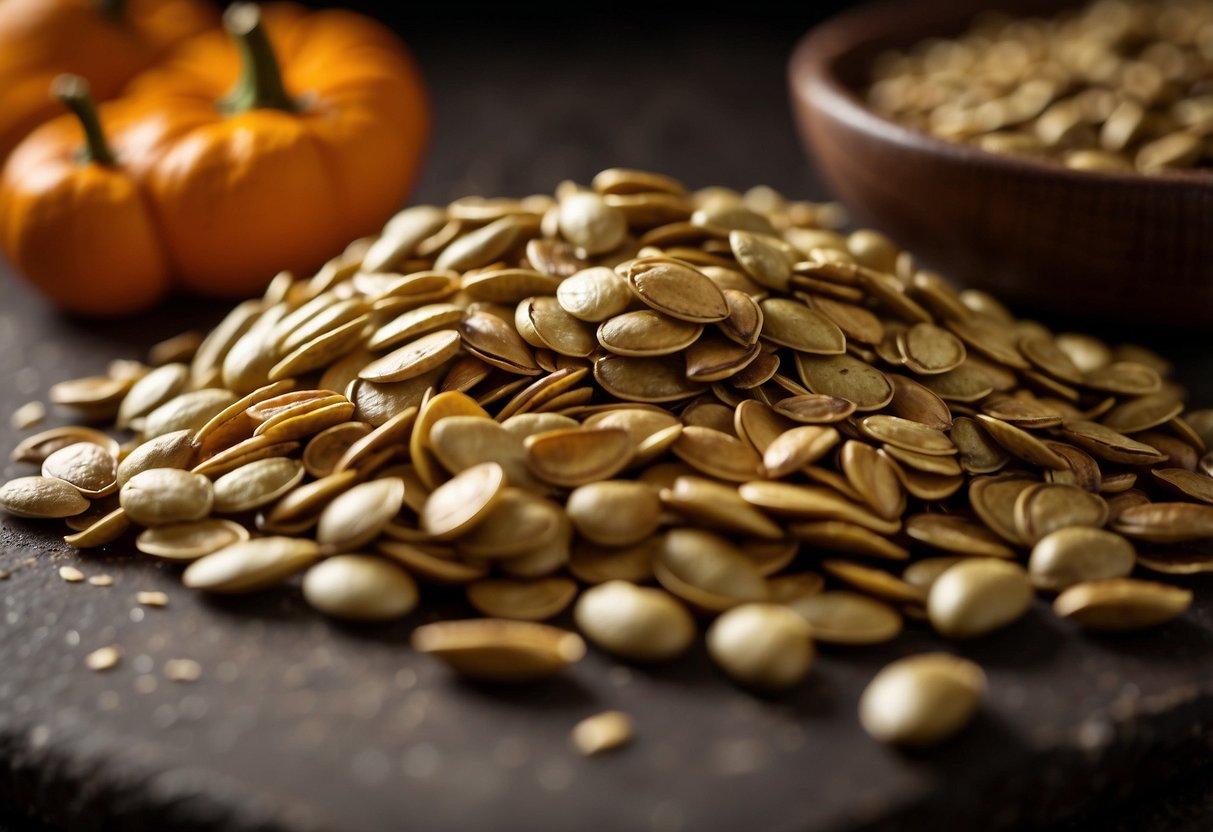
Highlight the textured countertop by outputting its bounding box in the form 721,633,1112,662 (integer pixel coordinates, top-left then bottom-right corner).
2,11,1213,832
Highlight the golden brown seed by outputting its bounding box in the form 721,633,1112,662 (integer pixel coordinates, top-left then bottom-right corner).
859,653,985,746
524,427,633,486
316,478,406,552
183,537,321,593
410,619,586,683
0,476,90,519
706,603,814,691
570,711,633,756
927,559,1033,638
420,462,507,540
627,259,729,323
574,580,696,662
302,555,419,621
565,481,662,546
1028,527,1136,592
136,519,250,561
1053,579,1192,631
467,577,578,621
654,528,768,612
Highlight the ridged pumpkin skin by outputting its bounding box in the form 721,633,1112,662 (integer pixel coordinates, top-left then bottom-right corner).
122,2,431,297
0,0,217,161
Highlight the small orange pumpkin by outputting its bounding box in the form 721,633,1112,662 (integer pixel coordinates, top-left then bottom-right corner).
0,75,170,316
0,0,217,161
120,1,431,297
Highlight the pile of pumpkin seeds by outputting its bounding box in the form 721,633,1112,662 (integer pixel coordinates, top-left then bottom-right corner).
3,168,1212,747
868,0,1213,173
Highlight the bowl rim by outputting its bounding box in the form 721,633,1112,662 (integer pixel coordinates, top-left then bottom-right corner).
788,0,1213,195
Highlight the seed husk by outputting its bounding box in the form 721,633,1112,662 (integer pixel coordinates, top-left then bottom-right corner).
627,259,729,323
738,481,900,535
11,426,119,466
1054,579,1192,631
302,555,419,621
411,619,586,683
706,603,814,691
784,590,903,644
1112,502,1213,543
570,710,633,756
905,513,1016,558
597,310,702,357
1151,468,1213,505
136,519,250,561
41,442,118,498
1013,483,1109,544
457,490,564,559
467,577,578,621
898,323,967,374
859,653,985,746
420,462,507,540
183,537,321,593
654,528,768,612
117,430,198,487
822,560,924,603
661,476,784,539
671,426,762,482
763,426,841,479
1028,527,1136,592
120,469,213,526
525,427,633,486
772,394,855,425
574,580,695,662
316,477,406,552
211,458,305,514
927,559,1033,638
565,481,661,546
795,353,893,411
64,507,131,549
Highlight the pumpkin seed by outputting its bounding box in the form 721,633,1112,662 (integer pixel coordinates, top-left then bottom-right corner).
898,323,966,374
975,415,1067,470
525,427,633,486
183,537,321,593
822,560,924,603
120,469,213,526
116,430,198,487
1112,502,1213,543
626,259,729,323
41,442,117,498
420,462,506,540
316,477,406,552
1029,527,1136,592
1013,483,1109,544
410,619,586,683
466,577,577,621
573,579,695,662
762,426,840,479
117,363,189,428
211,458,304,514
1151,468,1213,505
136,518,250,561
302,555,418,621
859,653,985,746
905,513,1016,558
457,490,564,559
64,507,130,548
785,591,900,647
927,559,1033,638
566,481,661,546
654,529,768,612
11,426,119,465
795,353,894,411
707,603,814,691
1053,579,1192,630
559,192,628,255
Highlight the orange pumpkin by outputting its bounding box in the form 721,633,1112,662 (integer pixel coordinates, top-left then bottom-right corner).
0,0,217,161
0,76,170,316
120,1,431,297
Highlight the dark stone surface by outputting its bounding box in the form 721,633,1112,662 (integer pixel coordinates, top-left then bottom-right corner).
2,14,1213,832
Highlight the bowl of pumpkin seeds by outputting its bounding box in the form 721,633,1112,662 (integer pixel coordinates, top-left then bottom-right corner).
3,168,1212,751
789,0,1213,325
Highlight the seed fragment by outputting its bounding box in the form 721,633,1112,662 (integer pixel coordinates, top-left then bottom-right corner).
85,645,122,672
136,591,169,607
59,565,85,583
571,710,633,756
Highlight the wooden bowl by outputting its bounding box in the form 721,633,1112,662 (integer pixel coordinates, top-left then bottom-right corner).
788,0,1213,326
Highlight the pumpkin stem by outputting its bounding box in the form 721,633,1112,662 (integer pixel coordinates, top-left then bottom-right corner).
52,75,116,166
218,3,298,114
96,0,124,20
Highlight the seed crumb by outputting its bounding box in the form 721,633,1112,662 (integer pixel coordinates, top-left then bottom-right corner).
136,591,168,607
10,401,45,430
0,570,10,581
86,645,122,672
570,710,633,756
59,566,84,583
88,575,114,587
165,659,202,682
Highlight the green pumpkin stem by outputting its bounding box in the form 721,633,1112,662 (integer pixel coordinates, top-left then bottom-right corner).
52,74,116,166
218,3,298,114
